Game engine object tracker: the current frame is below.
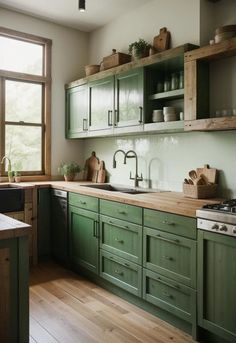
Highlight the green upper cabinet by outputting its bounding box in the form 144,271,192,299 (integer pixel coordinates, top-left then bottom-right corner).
198,230,236,343
65,83,88,138
88,76,114,131
115,68,144,127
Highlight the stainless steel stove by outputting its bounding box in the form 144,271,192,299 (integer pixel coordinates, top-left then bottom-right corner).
196,199,236,237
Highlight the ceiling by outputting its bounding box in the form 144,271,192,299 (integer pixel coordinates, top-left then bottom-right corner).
0,0,153,32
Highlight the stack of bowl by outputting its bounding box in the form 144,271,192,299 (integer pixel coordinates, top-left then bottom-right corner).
152,109,164,122
163,107,177,122
214,25,236,43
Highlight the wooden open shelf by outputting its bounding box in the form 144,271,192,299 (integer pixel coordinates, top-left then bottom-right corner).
149,89,184,101
184,37,236,131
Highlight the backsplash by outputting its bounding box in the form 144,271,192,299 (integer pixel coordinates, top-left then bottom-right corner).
83,130,236,198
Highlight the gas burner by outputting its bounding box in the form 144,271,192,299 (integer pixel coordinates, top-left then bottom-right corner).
203,199,236,213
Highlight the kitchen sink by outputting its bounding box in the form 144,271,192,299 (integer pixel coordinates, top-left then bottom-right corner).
0,185,24,213
81,184,159,195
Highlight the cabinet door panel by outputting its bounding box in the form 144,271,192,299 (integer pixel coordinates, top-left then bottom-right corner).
143,269,196,323
115,68,144,127
100,250,142,297
143,227,196,288
69,206,99,274
100,215,142,264
66,84,88,138
89,76,114,131
198,230,236,342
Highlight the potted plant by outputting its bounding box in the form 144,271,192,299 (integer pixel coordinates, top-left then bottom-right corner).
128,38,151,60
14,171,21,183
58,162,81,181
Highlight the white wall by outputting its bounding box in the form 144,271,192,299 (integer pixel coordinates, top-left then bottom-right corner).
88,0,201,64
85,0,236,197
0,8,88,175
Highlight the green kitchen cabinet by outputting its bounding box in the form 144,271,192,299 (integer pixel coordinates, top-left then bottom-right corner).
37,188,51,258
198,230,236,343
100,249,142,297
0,236,29,342
88,76,114,131
114,68,144,127
69,204,99,274
65,83,88,138
143,268,196,324
100,214,142,264
143,227,197,288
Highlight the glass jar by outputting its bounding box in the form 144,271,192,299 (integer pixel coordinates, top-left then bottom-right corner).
164,77,171,92
179,70,184,89
171,73,179,90
156,80,164,93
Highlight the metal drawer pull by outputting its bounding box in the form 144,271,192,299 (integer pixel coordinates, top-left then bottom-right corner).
108,220,113,224
80,201,87,205
156,234,180,244
114,270,123,276
162,255,174,261
115,238,124,244
162,220,175,226
118,210,126,215
124,262,130,267
163,291,174,299
157,276,180,289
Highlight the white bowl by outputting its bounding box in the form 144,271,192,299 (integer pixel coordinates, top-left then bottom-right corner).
163,106,176,115
164,113,178,122
152,110,164,122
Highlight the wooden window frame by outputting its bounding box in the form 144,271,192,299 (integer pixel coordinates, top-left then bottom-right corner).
0,27,52,180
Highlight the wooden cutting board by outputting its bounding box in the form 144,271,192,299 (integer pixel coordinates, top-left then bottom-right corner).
97,161,106,183
196,164,217,184
153,27,171,52
83,151,99,181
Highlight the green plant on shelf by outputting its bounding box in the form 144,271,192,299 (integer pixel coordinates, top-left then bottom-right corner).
58,162,81,181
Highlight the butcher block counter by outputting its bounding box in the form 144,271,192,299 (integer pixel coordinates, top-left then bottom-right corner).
16,181,222,218
0,214,30,342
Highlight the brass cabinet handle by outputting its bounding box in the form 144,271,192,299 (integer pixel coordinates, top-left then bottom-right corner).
163,291,174,299
138,106,143,124
83,118,88,131
118,210,126,215
107,110,113,126
115,238,124,244
162,220,175,226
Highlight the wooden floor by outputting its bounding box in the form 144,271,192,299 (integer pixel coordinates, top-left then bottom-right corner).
30,262,197,343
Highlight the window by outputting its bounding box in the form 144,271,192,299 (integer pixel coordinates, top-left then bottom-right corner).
0,27,52,177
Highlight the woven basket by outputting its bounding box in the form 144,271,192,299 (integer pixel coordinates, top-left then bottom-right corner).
85,64,100,76
183,183,218,199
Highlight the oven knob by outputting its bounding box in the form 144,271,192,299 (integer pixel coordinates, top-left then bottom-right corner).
233,228,236,234
219,225,228,232
211,224,219,230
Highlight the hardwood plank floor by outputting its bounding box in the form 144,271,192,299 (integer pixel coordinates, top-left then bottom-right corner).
30,261,197,343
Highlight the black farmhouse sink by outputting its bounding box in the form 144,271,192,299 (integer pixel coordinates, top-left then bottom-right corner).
0,185,24,213
82,184,155,195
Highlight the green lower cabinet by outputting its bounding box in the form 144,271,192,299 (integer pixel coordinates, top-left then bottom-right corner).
69,205,99,274
100,250,142,297
100,215,142,264
143,268,196,324
198,230,236,343
37,188,51,258
0,236,29,342
143,227,197,288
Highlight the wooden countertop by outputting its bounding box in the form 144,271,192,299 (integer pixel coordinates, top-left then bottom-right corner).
13,180,222,218
0,214,31,240
1,180,222,218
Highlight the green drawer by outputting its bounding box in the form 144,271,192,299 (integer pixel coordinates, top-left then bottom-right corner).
69,192,98,212
143,269,196,323
144,208,196,239
100,250,142,297
100,199,142,225
100,215,142,264
143,227,196,288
